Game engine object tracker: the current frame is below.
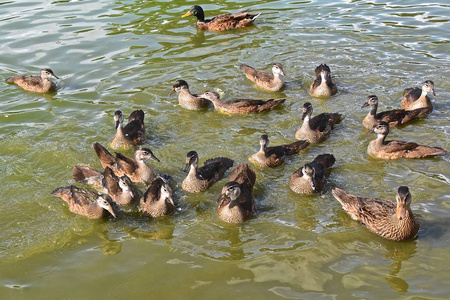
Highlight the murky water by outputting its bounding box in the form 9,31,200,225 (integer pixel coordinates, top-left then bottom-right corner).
1,0,449,298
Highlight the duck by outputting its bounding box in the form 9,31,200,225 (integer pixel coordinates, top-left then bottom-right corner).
93,142,160,186
5,68,59,93
332,186,420,241
170,79,210,110
401,80,435,111
362,95,430,129
249,134,310,167
110,110,145,150
51,185,116,219
309,64,337,97
72,165,137,205
295,102,342,143
240,63,285,91
289,154,335,194
367,121,447,159
181,150,234,193
181,5,260,31
217,163,256,224
140,177,175,217
198,91,285,114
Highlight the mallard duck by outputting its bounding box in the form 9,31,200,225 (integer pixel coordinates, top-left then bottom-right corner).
289,154,335,194
181,5,260,31
309,64,337,97
170,79,210,110
362,95,430,129
401,80,435,111
217,163,256,223
249,134,309,167
110,110,145,150
332,186,420,241
181,150,234,193
198,91,285,114
140,177,175,217
93,142,160,186
51,185,116,219
72,166,137,206
240,63,285,91
6,68,59,93
367,121,447,159
295,102,342,143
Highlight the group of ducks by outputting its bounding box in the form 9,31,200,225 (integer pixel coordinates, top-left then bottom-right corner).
5,5,448,241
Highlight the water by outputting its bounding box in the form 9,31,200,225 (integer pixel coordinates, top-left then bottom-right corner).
1,0,449,298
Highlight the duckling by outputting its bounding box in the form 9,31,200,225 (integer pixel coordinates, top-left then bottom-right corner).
367,121,447,159
401,80,435,111
217,163,256,223
72,166,137,205
309,64,337,97
181,5,260,31
170,79,210,110
140,177,175,217
181,150,234,193
110,110,145,150
51,185,116,219
198,91,285,114
362,95,430,129
332,186,420,241
295,102,342,143
93,142,160,186
289,154,335,194
249,134,309,167
240,63,285,92
5,68,59,93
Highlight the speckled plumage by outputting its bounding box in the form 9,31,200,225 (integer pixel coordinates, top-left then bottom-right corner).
295,102,342,143
367,121,447,159
198,91,285,114
6,68,59,93
240,63,285,91
289,154,335,194
182,5,260,31
249,134,309,167
332,186,419,241
217,164,256,224
362,95,430,129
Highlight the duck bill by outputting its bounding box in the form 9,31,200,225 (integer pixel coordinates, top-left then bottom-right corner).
182,11,193,18
216,193,225,203
396,205,406,221
301,110,308,120
432,89,436,96
115,119,120,129
169,88,175,96
150,153,160,163
366,127,376,135
183,162,190,172
361,101,370,109
280,70,286,77
167,196,175,207
52,74,60,80
108,207,117,218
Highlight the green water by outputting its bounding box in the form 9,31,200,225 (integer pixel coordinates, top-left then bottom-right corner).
1,0,449,298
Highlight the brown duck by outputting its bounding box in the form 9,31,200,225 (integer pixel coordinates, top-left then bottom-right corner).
367,121,447,159
6,68,59,93
51,185,117,219
93,142,160,186
332,186,420,241
181,150,234,193
362,95,430,129
289,154,335,194
170,79,210,110
309,64,337,97
181,5,260,31
72,165,137,205
140,177,175,217
295,102,342,143
217,163,256,224
240,63,285,91
110,110,145,150
401,80,435,111
198,91,285,114
249,134,309,167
